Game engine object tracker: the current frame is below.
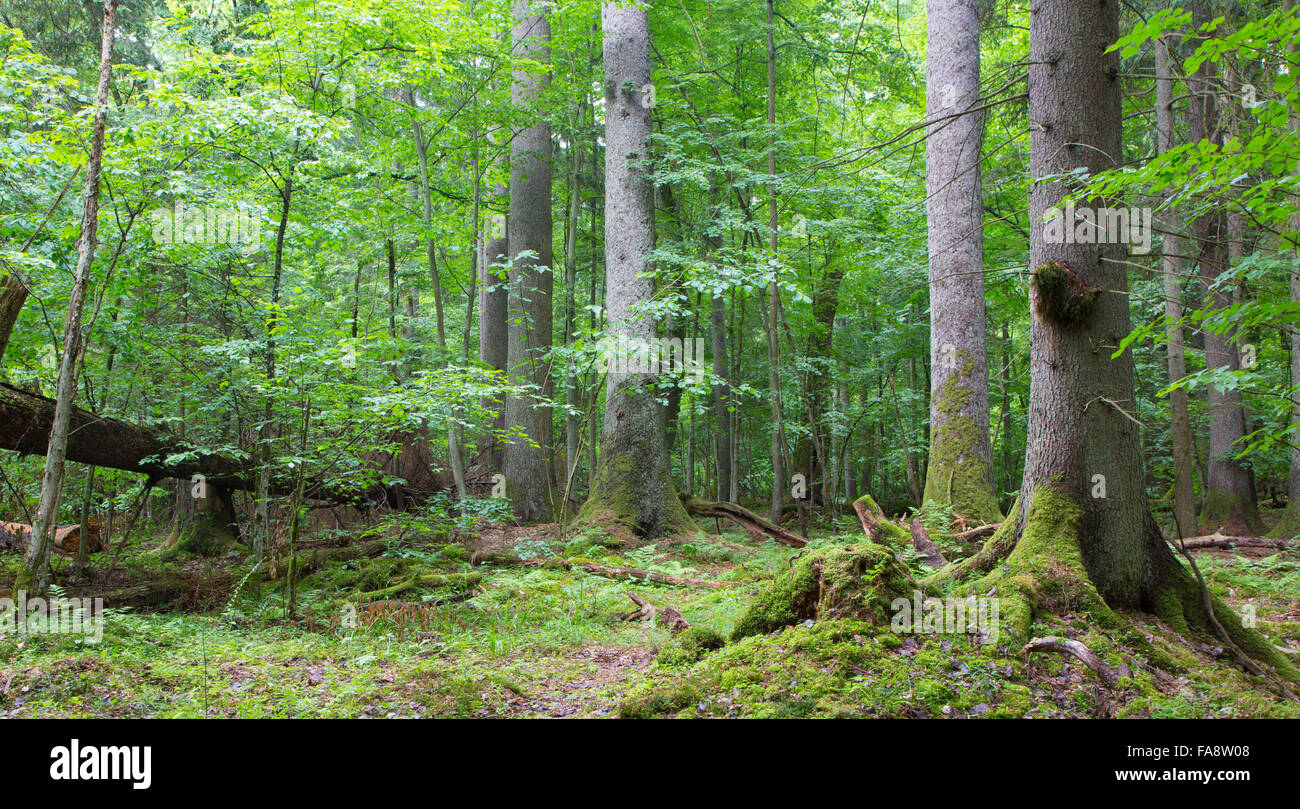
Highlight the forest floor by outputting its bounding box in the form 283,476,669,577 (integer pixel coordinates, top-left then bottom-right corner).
2,515,1299,718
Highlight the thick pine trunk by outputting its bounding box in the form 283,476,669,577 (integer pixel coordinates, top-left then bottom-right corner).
502,0,555,521
946,3,1297,686
577,2,694,539
920,0,999,525
1014,0,1177,609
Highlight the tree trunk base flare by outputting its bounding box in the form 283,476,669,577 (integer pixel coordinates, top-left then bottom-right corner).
574,380,698,542
680,495,808,547
1199,489,1265,537
158,485,238,559
923,491,1300,688
920,391,1002,526
852,494,911,550
730,542,914,641
1265,508,1300,541
619,592,690,634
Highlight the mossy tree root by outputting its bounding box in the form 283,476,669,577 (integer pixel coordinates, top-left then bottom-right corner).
927,491,1300,689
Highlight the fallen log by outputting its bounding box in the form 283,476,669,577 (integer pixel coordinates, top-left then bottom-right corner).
0,382,434,508
619,592,691,634
1172,535,1300,551
476,554,733,589
356,571,483,602
0,520,106,556
908,517,947,568
680,495,808,547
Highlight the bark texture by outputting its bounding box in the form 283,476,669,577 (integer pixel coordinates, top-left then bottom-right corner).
921,0,1000,524
577,2,694,539
502,0,556,520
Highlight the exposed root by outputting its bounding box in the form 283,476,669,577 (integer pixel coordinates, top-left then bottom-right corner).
680,496,808,547
908,517,947,568
619,592,690,634
1023,636,1122,688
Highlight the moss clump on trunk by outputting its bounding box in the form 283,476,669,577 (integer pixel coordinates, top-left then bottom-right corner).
731,542,914,641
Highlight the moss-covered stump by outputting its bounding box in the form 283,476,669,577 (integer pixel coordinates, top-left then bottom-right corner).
159,486,238,560
731,542,914,641
851,494,911,551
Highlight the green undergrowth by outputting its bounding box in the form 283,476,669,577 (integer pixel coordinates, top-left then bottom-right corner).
3,525,1298,718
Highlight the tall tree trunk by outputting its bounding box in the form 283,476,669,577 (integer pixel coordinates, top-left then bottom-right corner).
1155,36,1198,539
1187,9,1260,536
711,288,731,502
920,0,999,524
934,0,1288,670
563,117,583,492
18,0,117,595
1274,0,1300,540
410,87,468,498
577,1,694,538
503,0,555,520
478,126,509,469
764,0,787,523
